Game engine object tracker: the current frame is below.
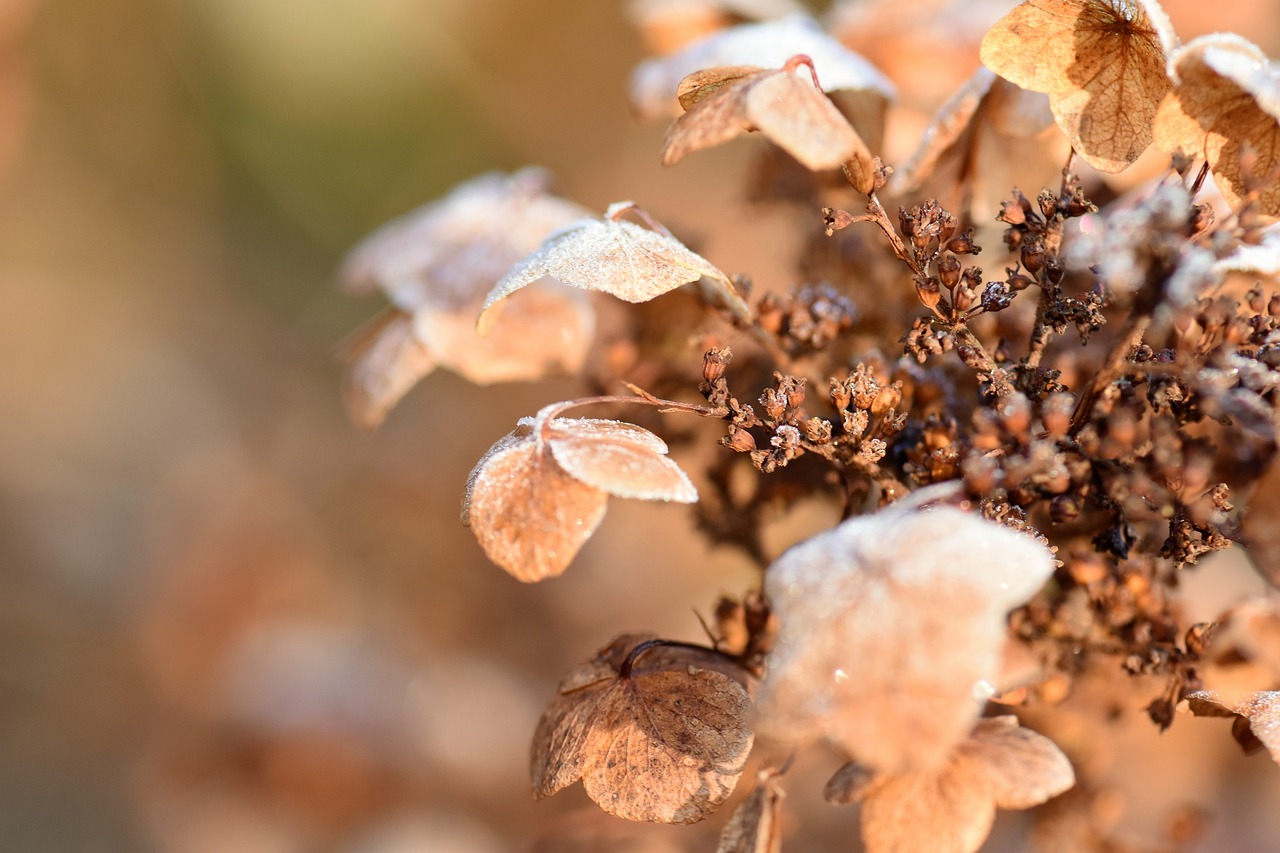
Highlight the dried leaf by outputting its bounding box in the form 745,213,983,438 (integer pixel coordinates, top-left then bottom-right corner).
826,717,1075,853
338,168,594,426
339,308,437,431
661,57,873,175
531,635,755,824
1185,690,1280,763
462,404,697,582
979,0,1177,173
756,503,1056,773
631,14,895,120
716,769,783,853
1154,34,1280,216
478,202,745,333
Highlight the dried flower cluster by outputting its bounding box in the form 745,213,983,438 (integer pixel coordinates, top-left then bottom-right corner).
338,0,1280,850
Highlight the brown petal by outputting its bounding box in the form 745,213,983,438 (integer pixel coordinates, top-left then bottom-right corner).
958,716,1076,809
661,60,871,173
1186,689,1280,763
822,760,879,805
980,0,1177,172
716,770,784,853
478,210,734,334
677,65,767,110
547,418,697,503
339,308,437,431
580,665,754,823
858,766,996,853
1154,34,1280,216
461,422,609,582
531,633,660,798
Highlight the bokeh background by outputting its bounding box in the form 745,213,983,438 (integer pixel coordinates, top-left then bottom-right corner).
4,1,1280,850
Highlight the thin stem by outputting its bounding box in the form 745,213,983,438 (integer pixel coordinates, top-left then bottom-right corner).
539,393,727,435
618,638,738,680
1068,315,1151,437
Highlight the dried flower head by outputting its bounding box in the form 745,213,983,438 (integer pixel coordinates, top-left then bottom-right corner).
825,716,1076,853
630,13,894,120
339,167,594,427
661,55,874,177
477,201,747,333
1154,34,1280,216
755,497,1056,773
461,402,697,582
979,0,1178,173
531,634,755,823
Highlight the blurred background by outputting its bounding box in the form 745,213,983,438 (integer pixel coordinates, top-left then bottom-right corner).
3,0,1280,850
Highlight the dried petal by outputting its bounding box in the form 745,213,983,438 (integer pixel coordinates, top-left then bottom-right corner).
677,65,766,109
478,205,739,333
980,0,1177,173
1185,690,1280,763
631,14,894,120
661,58,873,174
890,66,1058,203
339,308,437,431
826,717,1075,853
531,636,755,824
338,168,594,425
462,406,699,581
1154,34,1280,216
626,0,806,55
716,770,783,853
756,503,1056,773
959,716,1076,809
547,418,698,502
461,420,609,583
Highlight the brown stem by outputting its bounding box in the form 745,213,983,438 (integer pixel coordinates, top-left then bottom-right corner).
537,393,727,441
1068,315,1151,437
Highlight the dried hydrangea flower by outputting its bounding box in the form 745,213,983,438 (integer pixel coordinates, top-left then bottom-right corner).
630,13,894,120
531,633,754,823
825,716,1076,853
661,55,873,176
980,0,1178,173
339,167,594,428
462,402,697,582
477,201,748,332
1154,34,1280,217
755,497,1056,773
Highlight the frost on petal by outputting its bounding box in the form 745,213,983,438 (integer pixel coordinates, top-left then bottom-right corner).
546,419,698,503
661,59,872,174
630,14,894,120
980,0,1177,173
461,422,609,583
756,504,1055,773
1154,34,1280,216
1214,224,1280,280
478,211,733,333
530,635,755,824
716,769,783,853
339,308,437,431
1186,690,1280,763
